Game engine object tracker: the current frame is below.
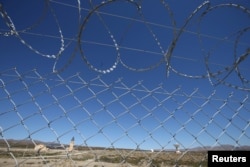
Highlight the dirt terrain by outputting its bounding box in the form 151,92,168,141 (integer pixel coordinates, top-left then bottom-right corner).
0,147,207,167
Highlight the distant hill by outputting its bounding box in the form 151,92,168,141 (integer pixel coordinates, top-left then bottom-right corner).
190,145,250,151
0,139,249,151
0,139,65,149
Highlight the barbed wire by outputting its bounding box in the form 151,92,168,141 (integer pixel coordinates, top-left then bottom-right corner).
0,1,65,59
1,0,249,91
197,3,250,91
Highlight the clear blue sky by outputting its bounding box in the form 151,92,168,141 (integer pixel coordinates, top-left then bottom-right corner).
0,0,249,150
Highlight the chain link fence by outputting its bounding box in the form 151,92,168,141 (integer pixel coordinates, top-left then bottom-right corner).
0,68,249,166
0,0,250,166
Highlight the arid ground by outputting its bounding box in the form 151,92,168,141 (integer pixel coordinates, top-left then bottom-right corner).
0,147,208,167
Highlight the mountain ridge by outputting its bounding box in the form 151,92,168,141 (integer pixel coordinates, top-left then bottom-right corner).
0,139,249,151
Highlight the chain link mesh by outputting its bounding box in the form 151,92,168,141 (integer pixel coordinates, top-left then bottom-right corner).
0,0,250,166
0,68,249,166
